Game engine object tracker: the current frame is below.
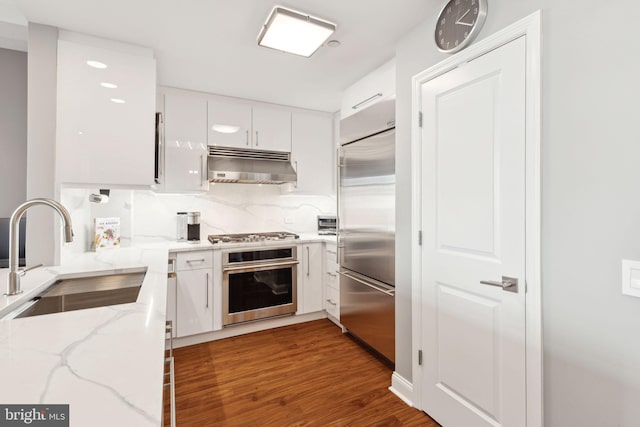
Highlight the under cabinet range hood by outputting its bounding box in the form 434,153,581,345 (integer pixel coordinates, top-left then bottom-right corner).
208,147,297,184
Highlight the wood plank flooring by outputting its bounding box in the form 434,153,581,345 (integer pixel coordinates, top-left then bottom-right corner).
166,319,438,426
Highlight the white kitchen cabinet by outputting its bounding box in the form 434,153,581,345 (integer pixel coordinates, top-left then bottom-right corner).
175,251,214,337
290,111,335,195
207,97,252,149
208,97,292,152
166,269,177,338
56,35,156,186
163,92,209,192
298,243,323,314
340,58,395,119
251,105,291,152
324,242,340,322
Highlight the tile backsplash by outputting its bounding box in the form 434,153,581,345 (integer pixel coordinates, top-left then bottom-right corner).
60,185,335,260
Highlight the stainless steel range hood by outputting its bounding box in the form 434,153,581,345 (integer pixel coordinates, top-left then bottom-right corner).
208,147,297,184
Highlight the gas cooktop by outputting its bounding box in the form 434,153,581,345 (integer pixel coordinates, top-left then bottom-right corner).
207,231,299,244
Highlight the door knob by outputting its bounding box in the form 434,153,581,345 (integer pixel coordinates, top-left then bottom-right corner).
480,276,518,293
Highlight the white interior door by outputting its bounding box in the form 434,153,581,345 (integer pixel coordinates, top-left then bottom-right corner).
419,36,527,427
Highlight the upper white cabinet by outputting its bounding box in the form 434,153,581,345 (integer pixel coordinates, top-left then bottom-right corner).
162,92,209,192
340,58,396,119
56,34,156,186
290,110,334,195
251,105,291,152
207,98,252,149
208,97,292,152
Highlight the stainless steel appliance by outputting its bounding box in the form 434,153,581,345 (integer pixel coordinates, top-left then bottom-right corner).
317,215,337,235
187,212,200,242
221,245,298,325
338,96,396,362
208,231,299,244
208,147,297,185
176,212,187,241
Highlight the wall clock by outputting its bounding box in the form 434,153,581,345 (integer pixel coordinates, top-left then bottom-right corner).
435,0,487,54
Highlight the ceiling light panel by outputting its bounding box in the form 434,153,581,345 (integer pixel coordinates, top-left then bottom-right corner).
258,7,336,57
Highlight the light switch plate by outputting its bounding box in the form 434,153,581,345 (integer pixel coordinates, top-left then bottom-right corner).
622,259,640,297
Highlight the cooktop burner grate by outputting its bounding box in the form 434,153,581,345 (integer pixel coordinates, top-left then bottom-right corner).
208,231,299,244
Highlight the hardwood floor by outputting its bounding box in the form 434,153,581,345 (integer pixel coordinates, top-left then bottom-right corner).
166,319,438,426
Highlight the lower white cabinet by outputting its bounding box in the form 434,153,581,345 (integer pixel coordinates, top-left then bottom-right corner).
298,243,323,314
166,267,177,338
174,251,214,337
176,269,213,337
324,242,340,321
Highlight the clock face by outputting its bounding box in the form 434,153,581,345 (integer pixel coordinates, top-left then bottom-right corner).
435,0,487,53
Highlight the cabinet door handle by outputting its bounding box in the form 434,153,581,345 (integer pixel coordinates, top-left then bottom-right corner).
255,130,259,146
325,299,336,306
205,273,209,308
246,130,249,146
306,246,310,277
327,272,337,277
200,154,205,185
352,93,383,110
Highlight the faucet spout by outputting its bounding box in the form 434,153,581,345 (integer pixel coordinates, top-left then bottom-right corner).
6,198,74,296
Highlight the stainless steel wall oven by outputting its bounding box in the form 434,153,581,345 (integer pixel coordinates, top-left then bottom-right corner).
222,246,298,326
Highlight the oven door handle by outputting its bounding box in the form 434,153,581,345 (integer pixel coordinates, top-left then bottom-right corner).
223,260,299,272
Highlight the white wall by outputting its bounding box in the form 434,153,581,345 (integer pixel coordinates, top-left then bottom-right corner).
25,23,59,266
395,1,640,425
0,47,27,217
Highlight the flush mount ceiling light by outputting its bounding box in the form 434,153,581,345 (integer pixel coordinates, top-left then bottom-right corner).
257,6,336,57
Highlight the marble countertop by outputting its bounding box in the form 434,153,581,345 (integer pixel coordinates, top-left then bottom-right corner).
0,247,169,426
0,233,332,426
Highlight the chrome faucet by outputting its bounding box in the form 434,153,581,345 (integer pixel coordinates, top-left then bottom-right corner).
6,198,74,296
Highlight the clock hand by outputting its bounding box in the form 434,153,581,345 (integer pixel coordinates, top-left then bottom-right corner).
455,9,473,25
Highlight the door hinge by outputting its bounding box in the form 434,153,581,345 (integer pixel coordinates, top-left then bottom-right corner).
418,350,423,366
418,111,423,128
418,230,422,246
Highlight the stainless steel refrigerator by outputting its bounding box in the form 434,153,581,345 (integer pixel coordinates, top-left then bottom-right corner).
338,96,395,363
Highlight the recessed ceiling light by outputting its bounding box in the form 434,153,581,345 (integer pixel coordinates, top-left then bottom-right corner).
110,98,126,104
258,6,336,57
327,40,341,48
100,82,118,89
86,60,107,69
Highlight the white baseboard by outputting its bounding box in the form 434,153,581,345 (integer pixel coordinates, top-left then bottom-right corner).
389,372,414,407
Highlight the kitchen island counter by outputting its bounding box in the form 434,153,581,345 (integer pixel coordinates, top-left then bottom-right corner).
0,247,168,427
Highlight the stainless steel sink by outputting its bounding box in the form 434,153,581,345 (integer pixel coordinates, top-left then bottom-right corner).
11,269,147,319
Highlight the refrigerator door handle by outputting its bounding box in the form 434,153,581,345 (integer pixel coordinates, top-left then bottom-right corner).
338,270,395,297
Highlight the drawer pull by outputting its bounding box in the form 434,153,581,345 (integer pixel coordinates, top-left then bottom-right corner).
327,272,337,277
186,258,206,264
325,299,337,306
